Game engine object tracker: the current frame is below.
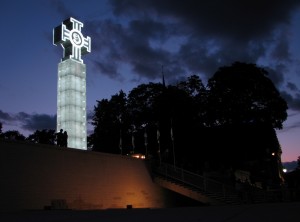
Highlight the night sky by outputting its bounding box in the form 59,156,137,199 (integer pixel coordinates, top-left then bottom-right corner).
0,0,300,162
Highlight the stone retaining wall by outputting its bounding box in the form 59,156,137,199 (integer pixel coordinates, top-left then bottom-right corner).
0,140,178,211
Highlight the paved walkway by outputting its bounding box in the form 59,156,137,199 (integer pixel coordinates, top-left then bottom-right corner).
1,202,299,222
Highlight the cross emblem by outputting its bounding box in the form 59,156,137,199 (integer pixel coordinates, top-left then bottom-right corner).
53,17,91,63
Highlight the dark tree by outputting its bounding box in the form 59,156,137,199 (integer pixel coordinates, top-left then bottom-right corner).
203,62,288,185
160,84,200,168
126,83,166,157
127,83,166,126
26,129,56,145
126,77,206,166
88,63,288,187
177,74,205,97
207,62,287,128
126,80,205,161
91,90,130,154
175,74,208,127
1,130,26,141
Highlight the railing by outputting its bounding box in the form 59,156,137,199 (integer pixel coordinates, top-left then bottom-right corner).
152,162,238,202
152,162,293,204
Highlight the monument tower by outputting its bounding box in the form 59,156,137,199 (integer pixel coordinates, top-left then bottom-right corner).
53,17,91,150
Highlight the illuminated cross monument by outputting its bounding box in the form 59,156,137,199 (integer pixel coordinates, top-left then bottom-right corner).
53,17,91,150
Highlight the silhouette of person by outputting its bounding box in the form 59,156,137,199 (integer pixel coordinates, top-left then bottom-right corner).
56,129,64,147
63,131,68,147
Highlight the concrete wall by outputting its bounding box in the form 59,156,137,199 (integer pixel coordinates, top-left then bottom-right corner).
0,140,181,211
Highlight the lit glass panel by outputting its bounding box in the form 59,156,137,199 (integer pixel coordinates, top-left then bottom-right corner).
57,60,87,149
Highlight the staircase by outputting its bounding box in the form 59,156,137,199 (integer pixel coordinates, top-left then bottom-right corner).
151,163,241,205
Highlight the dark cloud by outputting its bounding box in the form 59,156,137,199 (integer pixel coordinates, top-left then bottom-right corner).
0,111,56,132
264,66,285,87
0,110,13,121
110,0,299,41
49,0,74,19
270,29,292,62
280,91,300,111
107,0,300,115
84,0,299,82
52,0,300,113
86,19,124,79
94,60,120,79
16,112,31,120
0,109,97,135
128,19,169,41
279,113,300,132
19,113,56,131
287,82,298,91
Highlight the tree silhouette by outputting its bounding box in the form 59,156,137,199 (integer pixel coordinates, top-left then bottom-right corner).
91,90,130,154
127,83,166,126
177,74,205,97
26,129,56,145
1,130,26,141
207,62,287,128
89,62,288,186
203,62,288,184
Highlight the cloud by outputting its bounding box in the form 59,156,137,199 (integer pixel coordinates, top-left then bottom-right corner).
0,110,56,133
51,0,300,113
106,0,300,112
49,0,74,20
270,29,292,62
0,110,13,122
110,0,299,41
0,109,97,135
281,91,300,111
84,0,299,82
50,0,300,83
276,110,300,133
19,113,56,131
287,82,298,92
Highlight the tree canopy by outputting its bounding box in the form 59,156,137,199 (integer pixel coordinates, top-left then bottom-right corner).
89,62,287,187
207,62,287,129
26,129,56,145
0,130,26,141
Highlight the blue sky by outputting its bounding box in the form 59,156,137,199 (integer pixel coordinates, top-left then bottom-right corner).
0,0,300,162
